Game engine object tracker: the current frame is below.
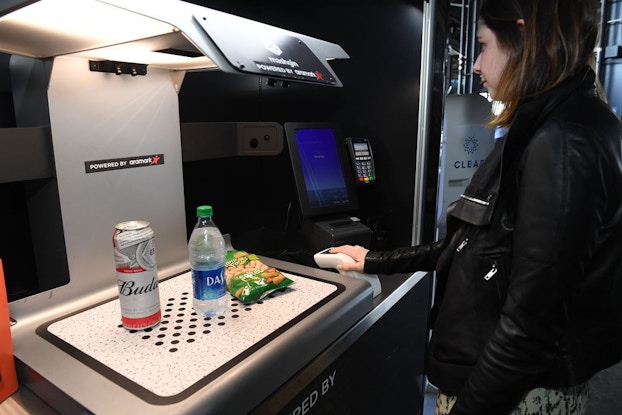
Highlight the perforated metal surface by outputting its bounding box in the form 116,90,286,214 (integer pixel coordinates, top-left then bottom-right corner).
41,271,338,401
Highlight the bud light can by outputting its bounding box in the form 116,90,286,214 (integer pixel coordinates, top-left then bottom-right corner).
113,221,161,329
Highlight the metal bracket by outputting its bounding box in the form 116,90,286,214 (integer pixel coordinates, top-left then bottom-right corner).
89,60,148,76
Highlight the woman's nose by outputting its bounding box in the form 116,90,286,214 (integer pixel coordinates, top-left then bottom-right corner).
473,54,481,74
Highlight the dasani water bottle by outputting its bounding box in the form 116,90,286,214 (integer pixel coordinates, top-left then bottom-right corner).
188,205,227,316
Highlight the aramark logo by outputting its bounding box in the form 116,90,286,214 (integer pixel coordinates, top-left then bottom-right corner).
260,38,283,55
84,154,165,174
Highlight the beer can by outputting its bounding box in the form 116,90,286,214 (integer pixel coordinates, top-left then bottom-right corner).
112,221,161,329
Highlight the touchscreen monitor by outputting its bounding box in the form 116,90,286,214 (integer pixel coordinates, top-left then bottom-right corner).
285,122,359,218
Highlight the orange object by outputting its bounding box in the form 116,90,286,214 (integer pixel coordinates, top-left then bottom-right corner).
0,259,18,402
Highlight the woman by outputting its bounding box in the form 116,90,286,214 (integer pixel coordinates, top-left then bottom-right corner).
332,0,622,414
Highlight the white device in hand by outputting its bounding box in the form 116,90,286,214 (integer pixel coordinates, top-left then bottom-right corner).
313,248,381,297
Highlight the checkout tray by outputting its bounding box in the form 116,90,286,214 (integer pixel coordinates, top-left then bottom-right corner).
11,257,373,414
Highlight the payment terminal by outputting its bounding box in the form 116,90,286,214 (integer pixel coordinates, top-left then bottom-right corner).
345,137,376,186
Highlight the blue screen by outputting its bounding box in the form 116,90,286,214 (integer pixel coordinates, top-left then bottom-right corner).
295,128,350,209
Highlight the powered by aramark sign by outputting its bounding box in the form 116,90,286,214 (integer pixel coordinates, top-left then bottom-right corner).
84,154,164,174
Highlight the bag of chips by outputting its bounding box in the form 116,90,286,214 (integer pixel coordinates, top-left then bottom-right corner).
225,250,294,303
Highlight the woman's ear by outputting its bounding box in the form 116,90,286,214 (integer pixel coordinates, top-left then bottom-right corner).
516,18,525,30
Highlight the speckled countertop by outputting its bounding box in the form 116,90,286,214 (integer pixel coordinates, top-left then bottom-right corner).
43,271,337,400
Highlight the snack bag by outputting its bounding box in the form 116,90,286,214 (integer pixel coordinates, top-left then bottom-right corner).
225,251,294,302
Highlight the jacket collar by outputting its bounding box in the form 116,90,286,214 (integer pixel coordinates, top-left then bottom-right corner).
503,67,596,163
449,67,597,226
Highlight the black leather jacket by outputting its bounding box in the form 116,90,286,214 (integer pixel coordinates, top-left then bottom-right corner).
364,68,622,415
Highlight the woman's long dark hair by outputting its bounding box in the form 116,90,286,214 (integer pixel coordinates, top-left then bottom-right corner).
479,0,601,127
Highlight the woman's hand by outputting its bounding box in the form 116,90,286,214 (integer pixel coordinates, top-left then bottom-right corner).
329,245,369,273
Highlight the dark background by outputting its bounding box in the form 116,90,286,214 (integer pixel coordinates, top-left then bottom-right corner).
179,1,426,258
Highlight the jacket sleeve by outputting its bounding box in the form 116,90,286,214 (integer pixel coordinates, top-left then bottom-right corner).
450,120,610,414
363,239,445,275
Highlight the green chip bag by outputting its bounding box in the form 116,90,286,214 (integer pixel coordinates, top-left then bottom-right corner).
225,251,294,303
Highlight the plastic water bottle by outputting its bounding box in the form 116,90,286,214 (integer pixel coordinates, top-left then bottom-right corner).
188,205,227,316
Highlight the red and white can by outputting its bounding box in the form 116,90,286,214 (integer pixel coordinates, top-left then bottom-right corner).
113,221,161,329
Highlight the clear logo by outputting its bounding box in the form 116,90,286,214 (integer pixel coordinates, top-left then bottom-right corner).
463,136,478,155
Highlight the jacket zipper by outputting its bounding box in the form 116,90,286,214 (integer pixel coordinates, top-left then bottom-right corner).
455,229,499,280
456,238,468,252
484,263,498,280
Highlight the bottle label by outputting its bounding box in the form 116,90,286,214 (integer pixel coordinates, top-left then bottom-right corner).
192,267,226,300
